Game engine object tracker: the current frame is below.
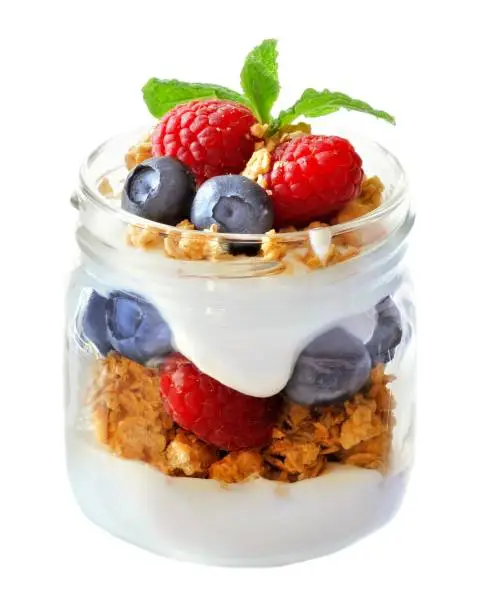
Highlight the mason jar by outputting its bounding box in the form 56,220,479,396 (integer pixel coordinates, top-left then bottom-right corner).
65,127,415,566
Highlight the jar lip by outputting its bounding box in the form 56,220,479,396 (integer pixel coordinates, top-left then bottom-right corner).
78,126,409,244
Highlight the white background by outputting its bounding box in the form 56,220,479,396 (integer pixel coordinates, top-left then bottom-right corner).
1,1,478,610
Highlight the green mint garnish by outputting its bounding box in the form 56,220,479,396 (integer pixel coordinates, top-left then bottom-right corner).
143,40,395,131
240,39,279,124
143,79,250,118
270,88,395,133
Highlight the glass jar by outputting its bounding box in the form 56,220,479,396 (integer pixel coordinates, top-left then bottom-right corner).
65,127,415,567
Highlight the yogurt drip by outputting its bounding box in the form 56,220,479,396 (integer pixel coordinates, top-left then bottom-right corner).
80,204,401,396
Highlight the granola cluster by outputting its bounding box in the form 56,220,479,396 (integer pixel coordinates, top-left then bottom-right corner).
88,354,395,484
242,122,311,187
125,135,153,170
126,219,234,261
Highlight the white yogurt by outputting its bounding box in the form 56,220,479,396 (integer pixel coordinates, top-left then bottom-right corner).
79,203,401,397
67,430,409,567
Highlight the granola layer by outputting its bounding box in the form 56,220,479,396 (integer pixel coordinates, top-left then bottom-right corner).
88,354,395,484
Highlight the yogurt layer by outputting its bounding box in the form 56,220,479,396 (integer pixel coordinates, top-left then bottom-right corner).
67,429,409,566
79,204,401,397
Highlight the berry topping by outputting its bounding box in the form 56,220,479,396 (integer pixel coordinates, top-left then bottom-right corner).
142,39,394,235
81,290,111,356
366,297,403,364
159,356,279,451
121,157,195,224
285,328,371,406
266,135,364,227
151,100,257,185
106,292,172,365
191,175,274,234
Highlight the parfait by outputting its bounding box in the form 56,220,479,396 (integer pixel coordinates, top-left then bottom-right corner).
66,39,415,566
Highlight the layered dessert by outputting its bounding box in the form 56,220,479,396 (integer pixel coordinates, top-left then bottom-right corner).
67,39,415,565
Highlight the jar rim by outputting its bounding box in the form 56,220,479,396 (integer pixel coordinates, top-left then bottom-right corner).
78,126,409,245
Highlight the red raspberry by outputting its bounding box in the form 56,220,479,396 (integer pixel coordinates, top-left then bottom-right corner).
159,356,279,451
152,100,257,185
267,135,364,227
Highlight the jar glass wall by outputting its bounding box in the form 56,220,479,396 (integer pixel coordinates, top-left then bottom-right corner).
65,128,415,566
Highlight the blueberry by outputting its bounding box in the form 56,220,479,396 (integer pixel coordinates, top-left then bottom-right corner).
190,175,274,234
81,290,111,356
121,157,195,224
366,297,402,364
106,291,172,364
285,328,372,406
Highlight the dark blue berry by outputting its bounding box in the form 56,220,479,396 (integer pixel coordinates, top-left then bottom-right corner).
106,291,172,364
190,175,274,234
366,297,402,364
285,328,372,406
121,157,195,224
81,290,111,356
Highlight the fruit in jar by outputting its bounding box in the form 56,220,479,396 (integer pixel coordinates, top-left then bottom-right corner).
81,290,111,356
191,175,274,234
266,135,364,227
366,297,403,364
121,157,195,224
284,328,371,405
151,100,258,185
105,291,172,364
159,355,279,451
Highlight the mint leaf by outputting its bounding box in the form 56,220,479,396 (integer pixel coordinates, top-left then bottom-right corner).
271,88,395,132
240,39,279,124
142,79,250,118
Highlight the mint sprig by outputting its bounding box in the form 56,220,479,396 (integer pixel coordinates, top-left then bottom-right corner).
240,39,279,124
270,88,395,132
143,39,395,131
143,79,250,118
